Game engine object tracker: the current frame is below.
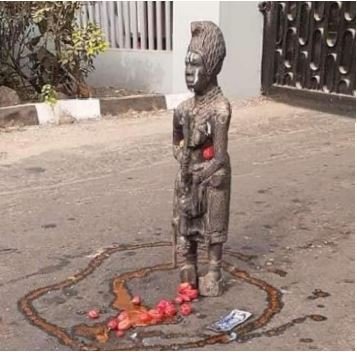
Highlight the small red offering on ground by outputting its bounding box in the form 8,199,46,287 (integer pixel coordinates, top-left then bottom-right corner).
116,330,125,337
87,309,100,319
156,299,172,313
117,311,128,321
88,282,200,343
131,295,141,305
164,304,177,317
176,282,199,303
148,308,164,321
180,303,193,316
175,296,184,304
178,282,192,293
107,319,118,331
117,318,132,331
139,311,152,323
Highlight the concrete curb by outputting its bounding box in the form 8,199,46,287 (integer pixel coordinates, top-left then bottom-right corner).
0,104,39,127
0,93,193,128
100,94,166,115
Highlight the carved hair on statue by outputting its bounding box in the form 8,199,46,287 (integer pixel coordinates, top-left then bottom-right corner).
188,21,226,77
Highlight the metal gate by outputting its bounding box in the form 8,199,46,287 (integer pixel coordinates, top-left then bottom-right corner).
260,1,356,105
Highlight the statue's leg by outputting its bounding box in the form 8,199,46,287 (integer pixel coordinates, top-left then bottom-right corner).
199,243,224,296
180,239,198,288
207,243,223,281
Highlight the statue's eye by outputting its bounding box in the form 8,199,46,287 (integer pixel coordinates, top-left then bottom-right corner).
190,58,200,66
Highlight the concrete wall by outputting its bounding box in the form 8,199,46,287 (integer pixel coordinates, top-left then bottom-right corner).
87,2,263,98
87,49,173,94
219,1,263,98
172,1,220,93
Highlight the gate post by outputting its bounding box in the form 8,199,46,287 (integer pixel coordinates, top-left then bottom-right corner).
259,1,276,95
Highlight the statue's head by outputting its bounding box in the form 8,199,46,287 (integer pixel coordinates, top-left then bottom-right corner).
185,21,226,94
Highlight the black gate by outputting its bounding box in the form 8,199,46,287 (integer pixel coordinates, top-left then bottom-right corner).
260,1,356,106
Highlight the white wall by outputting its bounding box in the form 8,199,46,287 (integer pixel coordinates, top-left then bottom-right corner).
172,1,220,93
219,1,263,98
87,2,263,98
87,49,173,94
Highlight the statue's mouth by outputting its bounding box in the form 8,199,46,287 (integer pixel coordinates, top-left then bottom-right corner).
186,75,194,85
186,81,194,88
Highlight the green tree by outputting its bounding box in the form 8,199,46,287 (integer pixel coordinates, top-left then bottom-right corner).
0,1,107,100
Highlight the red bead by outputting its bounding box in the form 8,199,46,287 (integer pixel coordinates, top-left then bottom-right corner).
203,146,214,160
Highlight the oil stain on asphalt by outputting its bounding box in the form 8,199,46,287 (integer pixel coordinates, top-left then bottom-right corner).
18,241,327,350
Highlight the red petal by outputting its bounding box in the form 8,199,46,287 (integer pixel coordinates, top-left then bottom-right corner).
148,309,164,321
180,293,192,302
131,296,141,305
185,289,199,299
117,311,128,321
118,319,132,331
139,312,152,323
116,330,125,337
87,309,100,319
174,296,184,304
107,319,118,330
178,282,192,293
180,303,192,316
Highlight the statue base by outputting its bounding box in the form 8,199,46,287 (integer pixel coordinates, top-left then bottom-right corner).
199,275,224,297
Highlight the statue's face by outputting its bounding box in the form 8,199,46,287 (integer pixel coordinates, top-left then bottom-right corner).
185,51,210,93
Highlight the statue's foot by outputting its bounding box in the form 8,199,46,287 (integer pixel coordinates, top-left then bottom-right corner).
180,264,198,288
199,271,224,297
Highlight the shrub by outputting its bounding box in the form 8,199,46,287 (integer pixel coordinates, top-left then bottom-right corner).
0,1,107,101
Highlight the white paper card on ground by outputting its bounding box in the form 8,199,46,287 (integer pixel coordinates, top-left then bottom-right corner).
207,309,252,332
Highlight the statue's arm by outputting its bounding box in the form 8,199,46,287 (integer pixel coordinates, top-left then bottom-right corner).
172,108,183,162
195,105,230,182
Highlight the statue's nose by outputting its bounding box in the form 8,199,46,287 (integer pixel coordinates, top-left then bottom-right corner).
185,64,194,75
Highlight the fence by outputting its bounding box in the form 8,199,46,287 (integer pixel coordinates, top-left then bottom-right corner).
78,1,173,50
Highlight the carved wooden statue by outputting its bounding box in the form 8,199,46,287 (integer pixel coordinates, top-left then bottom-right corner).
172,21,231,297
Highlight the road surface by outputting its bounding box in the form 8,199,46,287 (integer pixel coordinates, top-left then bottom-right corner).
0,98,354,350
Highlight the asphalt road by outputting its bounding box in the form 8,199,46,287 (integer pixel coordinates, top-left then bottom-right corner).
0,99,354,350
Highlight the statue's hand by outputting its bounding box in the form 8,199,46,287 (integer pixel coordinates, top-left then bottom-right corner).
191,163,204,172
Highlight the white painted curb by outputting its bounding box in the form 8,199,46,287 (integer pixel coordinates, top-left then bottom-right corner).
1,93,194,128
35,99,101,125
35,103,56,124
